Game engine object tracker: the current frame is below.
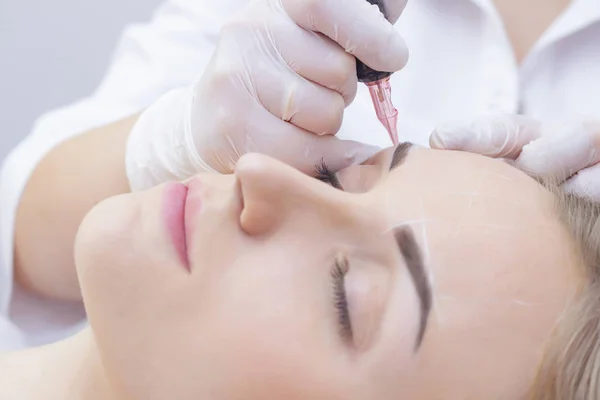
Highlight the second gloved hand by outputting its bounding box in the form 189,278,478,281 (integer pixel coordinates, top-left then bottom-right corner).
430,114,600,200
126,0,410,191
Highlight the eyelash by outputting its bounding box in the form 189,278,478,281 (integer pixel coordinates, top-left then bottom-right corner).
331,257,352,343
315,161,343,189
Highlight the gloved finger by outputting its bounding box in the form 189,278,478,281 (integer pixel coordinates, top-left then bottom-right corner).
515,121,600,182
563,163,600,201
276,26,358,105
253,68,346,136
282,0,409,73
246,107,381,174
430,114,542,159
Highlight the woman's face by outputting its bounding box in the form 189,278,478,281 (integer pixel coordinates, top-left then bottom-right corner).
76,145,580,400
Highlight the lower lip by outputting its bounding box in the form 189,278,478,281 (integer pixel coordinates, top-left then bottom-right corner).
162,182,190,270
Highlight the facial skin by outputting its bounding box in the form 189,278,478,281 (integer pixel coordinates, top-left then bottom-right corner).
75,145,581,400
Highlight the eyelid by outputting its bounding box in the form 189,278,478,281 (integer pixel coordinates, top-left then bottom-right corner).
344,263,390,351
314,143,413,196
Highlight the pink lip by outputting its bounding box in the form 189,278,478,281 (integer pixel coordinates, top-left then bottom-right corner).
162,182,190,270
184,177,204,248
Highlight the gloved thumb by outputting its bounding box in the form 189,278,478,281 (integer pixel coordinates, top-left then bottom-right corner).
514,121,600,183
429,114,542,159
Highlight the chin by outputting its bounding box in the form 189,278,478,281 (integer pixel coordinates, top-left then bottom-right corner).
75,193,140,278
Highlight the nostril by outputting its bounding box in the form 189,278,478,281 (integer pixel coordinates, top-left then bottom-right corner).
240,201,283,237
234,175,245,213
235,156,285,237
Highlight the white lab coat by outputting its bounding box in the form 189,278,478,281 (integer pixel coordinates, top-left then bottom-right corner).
1,0,599,351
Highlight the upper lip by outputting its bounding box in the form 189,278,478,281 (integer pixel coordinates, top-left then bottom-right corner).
182,177,202,264
183,181,191,259
182,181,192,265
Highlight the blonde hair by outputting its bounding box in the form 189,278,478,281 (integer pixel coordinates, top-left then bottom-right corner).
530,182,600,399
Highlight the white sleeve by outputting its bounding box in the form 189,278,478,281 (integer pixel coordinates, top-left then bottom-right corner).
0,0,247,347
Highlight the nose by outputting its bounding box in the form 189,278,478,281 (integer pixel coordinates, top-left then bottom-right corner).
235,154,355,236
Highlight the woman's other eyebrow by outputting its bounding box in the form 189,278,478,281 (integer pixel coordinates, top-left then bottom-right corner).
390,142,413,171
394,227,432,350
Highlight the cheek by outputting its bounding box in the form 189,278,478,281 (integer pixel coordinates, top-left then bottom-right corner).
76,194,206,398
194,252,352,399
75,193,174,344
76,190,181,316
206,250,328,349
354,270,422,399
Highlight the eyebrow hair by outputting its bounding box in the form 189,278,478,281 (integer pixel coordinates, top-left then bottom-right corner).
394,227,432,350
390,142,413,171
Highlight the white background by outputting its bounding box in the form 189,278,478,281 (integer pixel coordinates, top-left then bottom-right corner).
0,0,163,162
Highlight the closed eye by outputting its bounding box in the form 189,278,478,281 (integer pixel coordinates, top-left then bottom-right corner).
332,257,352,343
315,142,412,190
315,161,344,190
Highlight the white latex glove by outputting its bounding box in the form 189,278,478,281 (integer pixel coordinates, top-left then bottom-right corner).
430,114,600,200
126,0,410,191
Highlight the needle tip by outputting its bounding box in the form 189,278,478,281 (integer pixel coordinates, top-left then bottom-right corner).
382,115,399,146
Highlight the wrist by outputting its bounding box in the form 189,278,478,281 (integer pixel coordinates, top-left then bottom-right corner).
125,87,216,191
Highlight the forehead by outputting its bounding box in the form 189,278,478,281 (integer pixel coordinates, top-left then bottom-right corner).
376,147,557,241
374,148,580,396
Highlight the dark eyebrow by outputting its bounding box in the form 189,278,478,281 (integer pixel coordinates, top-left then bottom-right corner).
389,142,413,171
394,227,432,350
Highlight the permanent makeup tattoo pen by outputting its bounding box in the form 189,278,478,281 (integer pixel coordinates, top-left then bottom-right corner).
357,0,400,146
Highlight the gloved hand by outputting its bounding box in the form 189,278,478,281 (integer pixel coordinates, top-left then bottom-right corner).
429,114,600,200
126,0,410,191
